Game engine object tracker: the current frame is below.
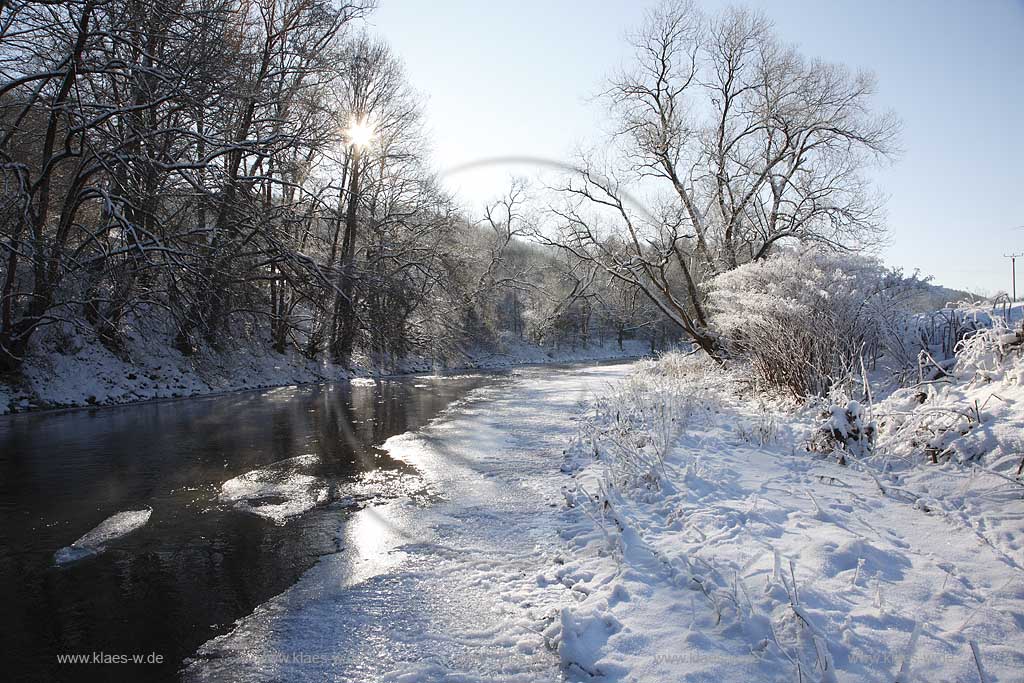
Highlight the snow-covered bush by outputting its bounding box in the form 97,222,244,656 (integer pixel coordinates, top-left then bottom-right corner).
873,321,1023,466
905,305,995,383
809,400,876,464
708,248,921,397
953,319,1022,379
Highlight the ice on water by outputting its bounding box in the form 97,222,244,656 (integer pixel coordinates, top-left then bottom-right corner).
54,508,153,566
219,455,328,524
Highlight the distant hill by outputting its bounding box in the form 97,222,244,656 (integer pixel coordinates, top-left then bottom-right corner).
905,280,980,313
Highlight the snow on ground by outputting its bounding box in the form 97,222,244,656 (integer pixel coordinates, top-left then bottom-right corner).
184,364,633,682
556,354,1024,682
866,324,1024,573
183,343,1023,682
0,318,650,414
54,508,153,566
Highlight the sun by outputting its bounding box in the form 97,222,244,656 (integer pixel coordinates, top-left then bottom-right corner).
345,117,374,149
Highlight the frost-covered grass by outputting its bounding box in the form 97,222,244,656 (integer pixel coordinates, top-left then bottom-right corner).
553,350,1024,682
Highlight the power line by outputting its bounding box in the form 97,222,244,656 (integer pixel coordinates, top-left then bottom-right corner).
1005,252,1024,302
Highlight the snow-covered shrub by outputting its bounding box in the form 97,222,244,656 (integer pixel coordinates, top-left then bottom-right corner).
907,305,995,380
954,320,1022,380
708,248,920,397
872,320,1023,466
808,400,876,464
875,387,990,465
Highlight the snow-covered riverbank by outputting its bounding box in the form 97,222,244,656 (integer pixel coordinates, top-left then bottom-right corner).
557,355,1024,682
184,355,1023,682
186,362,632,682
0,332,649,415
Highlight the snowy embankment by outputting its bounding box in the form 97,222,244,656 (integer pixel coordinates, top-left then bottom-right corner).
186,363,634,682
556,353,1024,682
0,322,649,414
186,340,1022,682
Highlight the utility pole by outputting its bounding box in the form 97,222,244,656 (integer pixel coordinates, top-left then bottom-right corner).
1005,252,1024,302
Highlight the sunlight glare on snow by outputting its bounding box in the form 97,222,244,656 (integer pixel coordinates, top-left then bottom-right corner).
343,503,411,586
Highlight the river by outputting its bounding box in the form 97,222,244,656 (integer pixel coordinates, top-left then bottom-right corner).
0,371,506,682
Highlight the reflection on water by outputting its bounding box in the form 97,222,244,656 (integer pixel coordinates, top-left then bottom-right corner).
0,374,501,682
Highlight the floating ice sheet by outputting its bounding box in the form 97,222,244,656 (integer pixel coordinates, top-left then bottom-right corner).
54,508,152,566
219,455,328,524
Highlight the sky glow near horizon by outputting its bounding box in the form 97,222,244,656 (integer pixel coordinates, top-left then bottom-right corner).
371,0,1024,295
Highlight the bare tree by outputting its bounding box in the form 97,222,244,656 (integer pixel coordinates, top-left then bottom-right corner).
545,0,900,357
0,0,666,378
320,33,423,366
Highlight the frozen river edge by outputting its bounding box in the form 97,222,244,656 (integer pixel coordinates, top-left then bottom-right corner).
184,362,631,682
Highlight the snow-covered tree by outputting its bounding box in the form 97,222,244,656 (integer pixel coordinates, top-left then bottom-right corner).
708,248,914,396
544,0,899,359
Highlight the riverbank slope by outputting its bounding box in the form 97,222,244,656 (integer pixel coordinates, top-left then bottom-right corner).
0,328,648,415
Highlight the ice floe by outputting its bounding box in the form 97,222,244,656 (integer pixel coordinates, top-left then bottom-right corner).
219,455,329,524
54,508,153,566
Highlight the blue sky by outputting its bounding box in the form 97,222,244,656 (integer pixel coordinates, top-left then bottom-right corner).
371,0,1024,294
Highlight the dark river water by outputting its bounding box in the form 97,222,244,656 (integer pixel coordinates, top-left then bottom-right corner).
0,372,505,682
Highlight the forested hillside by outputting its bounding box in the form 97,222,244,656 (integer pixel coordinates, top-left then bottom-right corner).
0,0,665,411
